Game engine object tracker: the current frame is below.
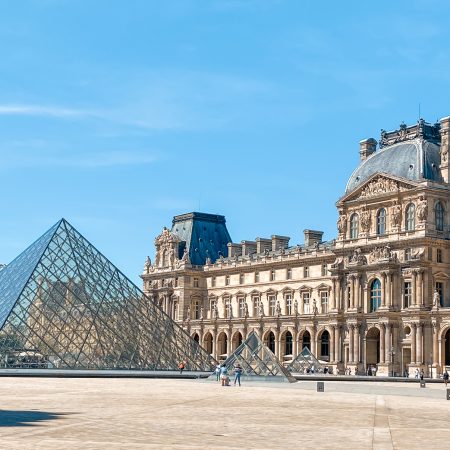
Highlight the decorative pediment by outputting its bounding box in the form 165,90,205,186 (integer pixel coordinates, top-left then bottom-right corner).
339,173,418,204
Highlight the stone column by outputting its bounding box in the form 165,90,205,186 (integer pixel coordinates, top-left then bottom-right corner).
335,326,341,362
354,324,360,363
293,330,298,357
380,324,386,364
349,325,354,363
411,270,417,307
381,272,386,308
385,324,392,362
417,270,423,307
385,272,391,309
276,331,281,358
389,273,395,309
357,276,362,310
351,276,355,309
432,323,439,366
331,278,336,310
330,326,335,363
411,323,416,364
226,331,232,356
417,323,423,364
212,330,217,360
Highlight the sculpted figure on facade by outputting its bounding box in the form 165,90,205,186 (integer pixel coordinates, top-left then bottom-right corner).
294,299,298,315
259,301,265,317
212,304,219,319
348,248,366,266
433,290,440,308
417,196,428,222
244,301,249,318
359,176,399,198
144,256,152,274
360,208,371,232
368,245,397,263
275,300,281,316
337,213,347,235
181,247,191,264
390,202,402,228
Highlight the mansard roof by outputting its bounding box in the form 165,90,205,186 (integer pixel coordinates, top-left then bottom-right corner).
346,119,443,194
171,212,232,266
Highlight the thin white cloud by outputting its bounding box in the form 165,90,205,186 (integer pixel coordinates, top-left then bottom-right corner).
0,104,93,118
0,149,159,169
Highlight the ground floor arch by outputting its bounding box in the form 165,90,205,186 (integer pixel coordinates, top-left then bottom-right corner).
203,332,213,355
300,330,311,352
232,331,243,351
444,328,450,366
217,331,228,360
264,330,276,354
319,329,330,360
366,327,380,368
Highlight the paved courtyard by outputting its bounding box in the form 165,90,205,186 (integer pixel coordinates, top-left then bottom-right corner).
0,377,449,449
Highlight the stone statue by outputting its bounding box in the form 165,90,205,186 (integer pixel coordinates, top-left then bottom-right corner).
144,256,151,274
349,248,366,265
391,202,402,227
360,208,371,232
294,299,299,315
181,247,190,263
200,306,204,320
244,302,249,318
337,214,347,235
186,305,191,320
312,299,318,315
433,290,441,307
213,304,219,319
417,196,428,222
258,302,265,317
275,300,281,316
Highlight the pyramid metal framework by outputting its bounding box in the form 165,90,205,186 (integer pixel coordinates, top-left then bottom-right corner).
287,346,324,374
0,219,216,371
222,331,296,383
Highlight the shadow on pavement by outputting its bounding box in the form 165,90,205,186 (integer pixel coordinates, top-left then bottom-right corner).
0,410,68,427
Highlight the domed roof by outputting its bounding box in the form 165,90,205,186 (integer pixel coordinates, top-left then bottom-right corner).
346,138,442,193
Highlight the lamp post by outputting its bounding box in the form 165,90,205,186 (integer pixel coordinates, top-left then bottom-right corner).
389,346,395,377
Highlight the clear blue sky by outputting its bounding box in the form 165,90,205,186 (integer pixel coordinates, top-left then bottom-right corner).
1,0,449,285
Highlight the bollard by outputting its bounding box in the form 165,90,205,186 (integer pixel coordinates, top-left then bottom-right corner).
420,380,426,388
317,381,324,392
447,389,450,400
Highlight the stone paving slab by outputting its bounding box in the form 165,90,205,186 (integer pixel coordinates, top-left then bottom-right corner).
0,377,449,449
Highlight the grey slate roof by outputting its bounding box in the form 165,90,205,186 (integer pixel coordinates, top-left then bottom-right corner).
346,138,442,193
171,212,232,265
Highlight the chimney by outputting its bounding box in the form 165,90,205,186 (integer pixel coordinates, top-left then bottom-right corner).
241,240,256,256
359,138,377,161
256,237,272,254
227,243,242,258
440,116,450,183
304,229,323,247
271,235,290,252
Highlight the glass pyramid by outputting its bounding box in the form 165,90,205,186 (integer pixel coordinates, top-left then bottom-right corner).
222,331,296,383
0,219,215,371
287,346,324,374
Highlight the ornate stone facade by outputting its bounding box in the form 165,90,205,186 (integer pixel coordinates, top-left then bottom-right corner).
142,117,450,377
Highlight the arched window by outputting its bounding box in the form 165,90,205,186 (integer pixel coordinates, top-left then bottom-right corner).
435,201,444,231
405,203,415,231
320,330,330,358
285,331,293,356
376,208,386,235
268,332,276,353
370,279,382,312
350,213,359,239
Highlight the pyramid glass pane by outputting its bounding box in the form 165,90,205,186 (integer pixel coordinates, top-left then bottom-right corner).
222,331,296,383
287,346,324,374
0,219,216,371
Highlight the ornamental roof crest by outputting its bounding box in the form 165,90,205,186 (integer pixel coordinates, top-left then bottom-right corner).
154,227,181,246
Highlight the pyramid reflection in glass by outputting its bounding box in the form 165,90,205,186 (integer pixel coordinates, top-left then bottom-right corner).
0,219,215,371
223,331,296,383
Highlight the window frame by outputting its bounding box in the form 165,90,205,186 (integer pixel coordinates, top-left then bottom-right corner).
350,213,359,239
376,208,386,235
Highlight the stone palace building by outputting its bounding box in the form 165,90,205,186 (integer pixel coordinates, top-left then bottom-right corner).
142,117,450,377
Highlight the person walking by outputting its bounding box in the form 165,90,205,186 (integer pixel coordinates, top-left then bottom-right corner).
178,361,186,375
220,365,229,386
414,368,419,379
443,369,449,387
234,364,243,387
420,369,424,381
215,363,221,382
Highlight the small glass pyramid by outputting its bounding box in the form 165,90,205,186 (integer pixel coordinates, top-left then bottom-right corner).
222,331,296,383
287,346,324,374
0,219,215,371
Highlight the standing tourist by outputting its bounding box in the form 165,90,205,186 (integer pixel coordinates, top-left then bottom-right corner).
420,369,424,381
234,364,243,386
215,363,221,381
178,361,186,374
443,369,449,387
220,365,229,386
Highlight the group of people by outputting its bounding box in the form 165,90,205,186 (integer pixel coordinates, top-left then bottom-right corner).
215,363,243,386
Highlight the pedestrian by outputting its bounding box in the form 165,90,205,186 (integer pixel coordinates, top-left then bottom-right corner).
414,368,419,379
215,363,221,381
443,370,449,387
367,366,372,376
178,361,185,374
220,365,229,386
420,369,424,381
404,369,409,378
234,364,243,387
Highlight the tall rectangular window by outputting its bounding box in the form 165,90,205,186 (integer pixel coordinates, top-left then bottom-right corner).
193,277,199,288
239,273,245,284
211,277,216,287
321,264,327,276
252,296,260,316
302,292,310,314
194,301,200,319
270,269,276,281
286,268,292,280
403,281,412,308
303,266,309,278
225,275,230,286
224,297,231,318
285,294,292,315
320,291,328,313
238,297,246,317
437,248,443,263
268,295,276,315
436,282,444,306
